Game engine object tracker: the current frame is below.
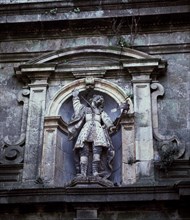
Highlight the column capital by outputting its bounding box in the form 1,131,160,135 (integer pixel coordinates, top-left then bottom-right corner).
131,73,152,83
44,116,68,134
15,63,56,84
122,58,167,81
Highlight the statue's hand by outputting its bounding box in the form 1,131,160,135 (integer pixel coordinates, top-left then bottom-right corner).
109,126,117,135
72,89,79,97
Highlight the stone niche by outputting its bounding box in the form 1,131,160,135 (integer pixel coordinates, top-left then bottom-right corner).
4,45,169,187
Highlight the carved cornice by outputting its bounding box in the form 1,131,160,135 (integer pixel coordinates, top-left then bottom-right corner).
0,19,189,41
0,184,188,204
0,1,189,24
1,44,190,63
13,46,167,85
14,46,166,83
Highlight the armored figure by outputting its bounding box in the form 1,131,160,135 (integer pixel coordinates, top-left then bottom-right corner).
68,89,116,178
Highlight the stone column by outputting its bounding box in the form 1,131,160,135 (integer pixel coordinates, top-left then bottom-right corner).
40,116,68,186
120,113,136,184
123,59,164,180
22,80,49,182
132,73,153,179
15,64,55,183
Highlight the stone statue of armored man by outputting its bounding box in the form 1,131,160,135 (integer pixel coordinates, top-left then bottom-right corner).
68,89,117,180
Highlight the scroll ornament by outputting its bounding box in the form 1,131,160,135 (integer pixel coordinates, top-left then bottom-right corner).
151,83,185,169
0,88,30,164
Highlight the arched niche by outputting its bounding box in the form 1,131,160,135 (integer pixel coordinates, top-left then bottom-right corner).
15,45,166,185
41,78,133,186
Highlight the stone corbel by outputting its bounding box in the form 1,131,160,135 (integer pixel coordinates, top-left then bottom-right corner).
0,88,30,164
151,83,185,168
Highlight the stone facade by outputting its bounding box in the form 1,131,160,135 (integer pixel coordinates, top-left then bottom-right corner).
0,0,190,219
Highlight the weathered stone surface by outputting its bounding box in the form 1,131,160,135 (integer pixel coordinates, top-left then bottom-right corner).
0,0,189,219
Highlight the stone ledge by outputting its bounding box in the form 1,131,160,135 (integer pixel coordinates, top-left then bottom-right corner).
68,176,114,188
0,183,188,204
1,44,190,63
155,160,190,181
0,1,189,24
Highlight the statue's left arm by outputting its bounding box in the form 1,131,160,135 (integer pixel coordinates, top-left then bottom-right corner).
101,111,116,134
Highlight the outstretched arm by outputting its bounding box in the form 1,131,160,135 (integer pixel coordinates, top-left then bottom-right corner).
72,88,79,97
72,89,84,115
101,111,116,134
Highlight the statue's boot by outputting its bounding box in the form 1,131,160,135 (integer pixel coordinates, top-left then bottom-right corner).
80,163,88,177
92,161,99,177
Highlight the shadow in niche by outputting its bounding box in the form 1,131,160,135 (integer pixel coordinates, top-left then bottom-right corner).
58,90,122,186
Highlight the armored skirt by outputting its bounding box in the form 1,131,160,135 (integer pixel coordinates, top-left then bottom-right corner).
74,111,109,149
68,96,114,150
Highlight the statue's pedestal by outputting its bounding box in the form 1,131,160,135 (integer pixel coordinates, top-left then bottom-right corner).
70,176,113,219
69,176,114,188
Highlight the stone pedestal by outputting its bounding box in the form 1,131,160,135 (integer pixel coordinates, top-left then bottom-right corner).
69,176,114,188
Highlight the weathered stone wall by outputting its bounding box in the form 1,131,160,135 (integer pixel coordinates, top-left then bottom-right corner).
1,32,189,158
158,53,190,152
0,0,189,219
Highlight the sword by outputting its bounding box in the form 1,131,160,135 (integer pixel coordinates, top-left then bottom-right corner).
113,100,130,131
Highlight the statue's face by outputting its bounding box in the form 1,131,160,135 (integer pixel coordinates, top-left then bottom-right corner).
91,95,104,108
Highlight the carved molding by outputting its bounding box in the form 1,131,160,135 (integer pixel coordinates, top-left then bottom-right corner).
1,44,190,63
15,63,55,83
44,116,68,134
47,77,132,117
7,46,174,185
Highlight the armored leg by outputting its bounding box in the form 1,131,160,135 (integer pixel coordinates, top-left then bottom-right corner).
79,144,89,177
92,160,99,176
92,146,102,177
80,156,88,176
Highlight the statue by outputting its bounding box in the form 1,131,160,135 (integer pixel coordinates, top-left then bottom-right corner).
68,89,117,179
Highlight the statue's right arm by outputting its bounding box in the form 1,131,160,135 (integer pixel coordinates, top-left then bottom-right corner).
72,89,79,97
72,89,84,114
